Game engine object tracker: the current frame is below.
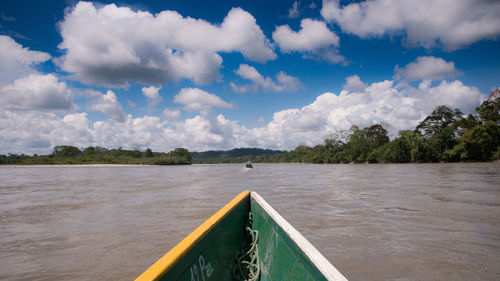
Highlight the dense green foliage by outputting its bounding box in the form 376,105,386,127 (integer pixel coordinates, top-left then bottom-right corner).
191,148,283,164
476,89,500,123
0,146,192,165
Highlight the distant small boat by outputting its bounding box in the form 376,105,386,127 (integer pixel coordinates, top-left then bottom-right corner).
245,161,253,168
135,191,347,281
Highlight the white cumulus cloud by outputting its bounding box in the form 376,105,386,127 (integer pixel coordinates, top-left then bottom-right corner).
57,1,276,87
246,79,482,149
88,90,126,122
273,18,343,63
0,35,51,86
417,80,482,114
395,56,462,82
174,88,233,114
321,0,500,50
162,108,181,120
0,111,92,154
343,75,367,92
230,64,302,93
142,85,162,109
92,115,163,149
0,75,485,154
0,74,76,111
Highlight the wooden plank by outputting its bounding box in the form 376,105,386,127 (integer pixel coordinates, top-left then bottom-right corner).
251,191,348,281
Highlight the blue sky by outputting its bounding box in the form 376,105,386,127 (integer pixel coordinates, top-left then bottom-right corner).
1,0,499,154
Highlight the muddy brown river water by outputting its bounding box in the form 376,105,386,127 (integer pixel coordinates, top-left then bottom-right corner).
0,163,499,280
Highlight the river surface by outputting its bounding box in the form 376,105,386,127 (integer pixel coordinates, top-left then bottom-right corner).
0,163,499,281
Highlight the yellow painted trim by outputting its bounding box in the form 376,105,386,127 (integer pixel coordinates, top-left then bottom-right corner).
135,190,250,281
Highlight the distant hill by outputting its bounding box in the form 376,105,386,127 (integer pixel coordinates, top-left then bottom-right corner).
191,148,283,159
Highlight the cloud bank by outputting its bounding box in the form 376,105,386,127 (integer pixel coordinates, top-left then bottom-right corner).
321,0,500,50
395,56,462,82
57,2,276,87
0,76,483,154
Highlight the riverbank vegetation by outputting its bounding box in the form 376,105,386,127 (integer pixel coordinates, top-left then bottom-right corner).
2,93,499,165
0,147,192,165
194,94,499,164
281,94,500,164
191,148,283,164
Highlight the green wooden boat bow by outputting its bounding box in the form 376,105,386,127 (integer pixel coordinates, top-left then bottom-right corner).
135,191,347,281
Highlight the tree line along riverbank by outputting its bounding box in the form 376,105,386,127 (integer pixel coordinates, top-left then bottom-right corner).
0,147,192,165
2,94,499,165
196,96,499,164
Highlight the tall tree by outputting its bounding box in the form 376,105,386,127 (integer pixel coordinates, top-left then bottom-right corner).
365,124,390,147
144,148,153,158
347,124,389,162
415,105,463,158
476,89,500,124
170,148,192,162
416,105,463,137
52,145,82,157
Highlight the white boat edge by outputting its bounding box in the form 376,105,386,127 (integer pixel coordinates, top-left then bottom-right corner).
251,191,348,281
